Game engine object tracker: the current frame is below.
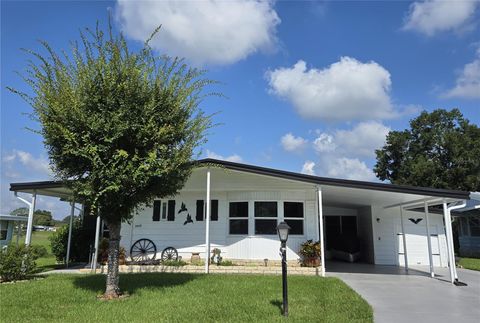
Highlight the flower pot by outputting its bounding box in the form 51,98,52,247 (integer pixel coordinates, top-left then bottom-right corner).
303,256,320,267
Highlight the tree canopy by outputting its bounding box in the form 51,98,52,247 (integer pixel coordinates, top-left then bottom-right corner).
10,207,54,226
9,22,216,298
374,109,480,191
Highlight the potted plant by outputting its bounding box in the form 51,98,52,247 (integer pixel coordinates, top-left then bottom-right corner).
299,239,321,267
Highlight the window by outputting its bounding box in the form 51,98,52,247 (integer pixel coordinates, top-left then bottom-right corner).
254,202,277,235
0,220,8,241
284,202,304,235
229,202,248,234
468,217,480,236
196,200,219,221
153,201,169,221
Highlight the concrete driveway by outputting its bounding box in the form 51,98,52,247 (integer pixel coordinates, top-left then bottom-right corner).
327,262,480,323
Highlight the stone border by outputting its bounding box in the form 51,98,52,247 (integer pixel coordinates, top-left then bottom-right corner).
80,265,321,276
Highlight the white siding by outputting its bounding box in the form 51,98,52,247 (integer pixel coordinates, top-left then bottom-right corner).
371,206,448,267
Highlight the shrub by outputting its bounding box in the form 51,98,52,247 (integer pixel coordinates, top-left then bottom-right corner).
299,240,321,258
163,259,187,267
30,245,48,258
98,238,126,265
0,244,39,282
49,219,95,263
217,260,234,266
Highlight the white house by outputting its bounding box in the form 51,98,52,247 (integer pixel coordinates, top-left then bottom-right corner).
9,158,478,283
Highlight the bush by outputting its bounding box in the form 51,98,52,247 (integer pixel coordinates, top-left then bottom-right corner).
49,219,94,263
299,240,321,258
30,245,48,258
0,244,39,282
217,260,234,266
162,259,187,267
98,238,126,265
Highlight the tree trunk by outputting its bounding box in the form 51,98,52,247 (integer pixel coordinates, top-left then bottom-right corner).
103,220,122,299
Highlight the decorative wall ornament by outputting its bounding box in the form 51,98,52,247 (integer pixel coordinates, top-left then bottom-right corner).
178,202,188,214
184,213,193,225
409,218,423,224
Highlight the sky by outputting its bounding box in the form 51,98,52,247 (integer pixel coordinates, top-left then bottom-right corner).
1,0,479,219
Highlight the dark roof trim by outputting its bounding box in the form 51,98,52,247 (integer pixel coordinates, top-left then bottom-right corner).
10,158,470,200
10,180,66,191
196,158,470,199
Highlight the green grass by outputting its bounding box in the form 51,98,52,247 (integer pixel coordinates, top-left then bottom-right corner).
0,273,373,322
458,257,480,271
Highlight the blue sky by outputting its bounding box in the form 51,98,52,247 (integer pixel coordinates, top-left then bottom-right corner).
1,0,479,218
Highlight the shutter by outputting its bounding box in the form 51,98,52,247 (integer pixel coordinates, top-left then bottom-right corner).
167,200,176,221
152,200,161,221
196,200,204,221
211,200,219,221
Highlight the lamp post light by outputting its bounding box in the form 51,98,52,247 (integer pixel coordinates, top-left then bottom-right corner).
277,221,291,317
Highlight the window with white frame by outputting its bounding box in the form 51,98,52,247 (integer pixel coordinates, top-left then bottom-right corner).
254,201,278,235
283,202,304,235
229,202,248,234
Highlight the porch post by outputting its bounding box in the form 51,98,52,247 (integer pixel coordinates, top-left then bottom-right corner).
316,186,325,277
442,201,455,283
25,191,37,246
424,201,434,277
92,213,101,273
399,206,408,272
66,201,75,268
205,169,211,274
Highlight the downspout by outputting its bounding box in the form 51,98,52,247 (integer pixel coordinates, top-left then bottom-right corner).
14,191,36,246
443,200,467,284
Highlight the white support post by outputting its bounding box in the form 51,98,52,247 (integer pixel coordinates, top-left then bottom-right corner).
205,169,211,274
442,201,455,283
424,201,434,277
317,187,325,277
66,201,75,268
399,207,409,272
92,214,101,273
25,191,37,246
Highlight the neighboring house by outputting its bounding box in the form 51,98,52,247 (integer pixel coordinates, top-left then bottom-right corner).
9,159,479,283
454,200,480,257
0,214,28,247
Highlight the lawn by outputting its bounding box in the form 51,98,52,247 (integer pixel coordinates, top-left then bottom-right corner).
0,273,373,322
458,257,480,271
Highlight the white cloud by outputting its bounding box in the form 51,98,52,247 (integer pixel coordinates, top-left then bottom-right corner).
312,121,390,158
301,161,316,175
443,49,480,99
334,121,390,157
206,150,243,163
116,0,280,65
3,150,51,176
403,0,479,36
313,133,336,153
326,157,376,182
266,58,394,121
281,133,308,152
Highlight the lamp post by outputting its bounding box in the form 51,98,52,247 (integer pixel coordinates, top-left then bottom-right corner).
277,221,291,317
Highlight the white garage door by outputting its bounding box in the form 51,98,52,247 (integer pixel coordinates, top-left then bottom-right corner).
397,224,443,267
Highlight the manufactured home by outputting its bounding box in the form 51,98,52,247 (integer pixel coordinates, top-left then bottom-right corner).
9,159,478,283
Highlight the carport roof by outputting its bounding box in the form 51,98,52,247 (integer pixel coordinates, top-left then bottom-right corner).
9,158,471,200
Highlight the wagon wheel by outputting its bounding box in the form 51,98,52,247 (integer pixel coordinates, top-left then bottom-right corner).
130,239,157,262
161,247,178,262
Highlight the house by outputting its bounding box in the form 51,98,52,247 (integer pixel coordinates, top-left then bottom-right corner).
0,214,28,247
9,158,479,283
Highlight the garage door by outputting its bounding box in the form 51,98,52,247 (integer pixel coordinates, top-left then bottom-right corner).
397,224,443,267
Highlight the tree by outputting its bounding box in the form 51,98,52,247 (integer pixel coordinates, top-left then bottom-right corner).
374,109,480,191
33,210,53,226
8,22,215,298
10,208,53,226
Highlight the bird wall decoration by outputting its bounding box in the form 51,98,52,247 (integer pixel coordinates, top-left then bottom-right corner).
408,218,423,224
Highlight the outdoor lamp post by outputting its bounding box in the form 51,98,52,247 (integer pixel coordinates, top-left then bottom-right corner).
277,221,291,317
